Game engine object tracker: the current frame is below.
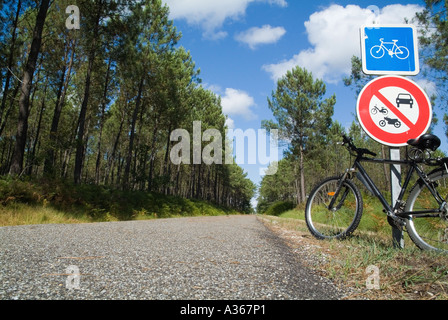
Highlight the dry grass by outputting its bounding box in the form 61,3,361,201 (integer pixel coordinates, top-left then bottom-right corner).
258,214,448,300
0,203,103,226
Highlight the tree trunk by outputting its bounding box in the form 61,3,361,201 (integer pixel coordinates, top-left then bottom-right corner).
123,78,144,189
299,145,306,203
9,0,50,176
148,116,160,192
73,52,94,183
95,57,113,184
0,83,20,138
0,0,22,133
26,82,47,175
44,39,75,175
105,107,125,185
74,3,102,184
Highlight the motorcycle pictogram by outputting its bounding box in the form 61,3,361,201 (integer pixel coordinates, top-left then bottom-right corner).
379,117,401,129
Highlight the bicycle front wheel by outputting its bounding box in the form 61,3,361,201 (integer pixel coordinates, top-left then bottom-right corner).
305,176,363,240
395,46,410,60
405,170,448,253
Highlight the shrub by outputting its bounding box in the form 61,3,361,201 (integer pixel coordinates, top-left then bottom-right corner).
0,177,241,225
264,201,295,216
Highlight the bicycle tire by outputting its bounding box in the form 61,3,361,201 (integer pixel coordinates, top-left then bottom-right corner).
405,169,448,253
370,45,385,59
395,46,410,60
305,176,363,240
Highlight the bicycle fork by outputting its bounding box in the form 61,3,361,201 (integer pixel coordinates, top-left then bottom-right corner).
327,169,355,211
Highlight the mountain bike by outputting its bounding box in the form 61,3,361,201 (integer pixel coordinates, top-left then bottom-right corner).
305,134,448,254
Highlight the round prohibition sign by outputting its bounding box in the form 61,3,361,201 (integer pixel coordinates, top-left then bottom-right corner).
356,76,432,147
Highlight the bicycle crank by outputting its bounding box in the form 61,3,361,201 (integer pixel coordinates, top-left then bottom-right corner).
387,214,406,230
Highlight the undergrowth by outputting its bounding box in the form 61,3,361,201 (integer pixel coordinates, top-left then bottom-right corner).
0,177,238,226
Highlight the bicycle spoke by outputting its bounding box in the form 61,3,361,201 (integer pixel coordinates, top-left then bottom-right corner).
407,170,448,253
306,177,362,240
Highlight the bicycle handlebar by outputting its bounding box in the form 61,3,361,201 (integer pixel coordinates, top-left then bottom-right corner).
341,135,448,167
341,135,377,157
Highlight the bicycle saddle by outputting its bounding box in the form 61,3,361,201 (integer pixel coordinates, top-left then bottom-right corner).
407,134,441,151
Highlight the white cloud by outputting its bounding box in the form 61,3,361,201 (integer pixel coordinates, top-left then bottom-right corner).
235,25,286,49
263,4,425,83
204,85,257,121
163,0,287,39
221,88,257,120
201,83,223,94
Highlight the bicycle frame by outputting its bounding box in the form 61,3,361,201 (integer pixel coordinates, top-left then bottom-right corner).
379,39,401,54
371,39,409,60
346,154,446,219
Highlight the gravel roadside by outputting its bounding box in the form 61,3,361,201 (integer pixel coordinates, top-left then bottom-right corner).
0,215,349,300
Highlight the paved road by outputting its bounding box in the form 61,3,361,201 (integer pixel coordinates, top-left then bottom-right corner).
0,215,347,300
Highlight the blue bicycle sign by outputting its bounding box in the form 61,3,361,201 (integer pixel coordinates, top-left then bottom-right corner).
361,25,419,76
370,38,410,60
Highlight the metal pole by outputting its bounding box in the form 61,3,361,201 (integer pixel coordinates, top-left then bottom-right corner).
390,147,405,249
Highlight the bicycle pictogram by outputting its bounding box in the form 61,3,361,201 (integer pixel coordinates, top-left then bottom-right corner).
370,38,410,60
371,105,388,116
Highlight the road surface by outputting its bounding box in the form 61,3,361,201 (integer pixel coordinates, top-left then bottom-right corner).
0,215,348,300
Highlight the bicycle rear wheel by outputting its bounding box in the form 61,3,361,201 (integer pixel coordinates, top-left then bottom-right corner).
305,176,363,240
370,45,385,59
405,170,448,253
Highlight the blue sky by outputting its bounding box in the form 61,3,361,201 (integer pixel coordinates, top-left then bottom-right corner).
161,1,438,195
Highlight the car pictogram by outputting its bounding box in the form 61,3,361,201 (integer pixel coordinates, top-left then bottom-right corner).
396,93,414,108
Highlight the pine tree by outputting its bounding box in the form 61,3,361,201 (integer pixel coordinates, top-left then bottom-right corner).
263,66,335,204
9,0,50,176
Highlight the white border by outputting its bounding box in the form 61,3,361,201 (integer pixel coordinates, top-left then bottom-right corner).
360,24,420,76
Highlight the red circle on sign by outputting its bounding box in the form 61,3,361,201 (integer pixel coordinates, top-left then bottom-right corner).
356,76,432,147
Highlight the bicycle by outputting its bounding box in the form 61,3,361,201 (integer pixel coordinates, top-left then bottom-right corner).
370,38,410,60
305,134,448,254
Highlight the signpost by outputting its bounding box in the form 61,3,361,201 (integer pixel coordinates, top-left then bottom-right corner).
358,24,429,249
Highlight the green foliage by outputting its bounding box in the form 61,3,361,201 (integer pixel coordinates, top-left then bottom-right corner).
262,201,295,216
415,0,448,137
0,177,238,225
262,66,336,205
0,0,254,215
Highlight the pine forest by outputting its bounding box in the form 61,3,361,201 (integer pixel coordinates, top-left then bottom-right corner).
0,0,447,220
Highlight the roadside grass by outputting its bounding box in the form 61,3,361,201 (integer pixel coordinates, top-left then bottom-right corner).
0,203,97,226
259,204,448,300
0,177,238,226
